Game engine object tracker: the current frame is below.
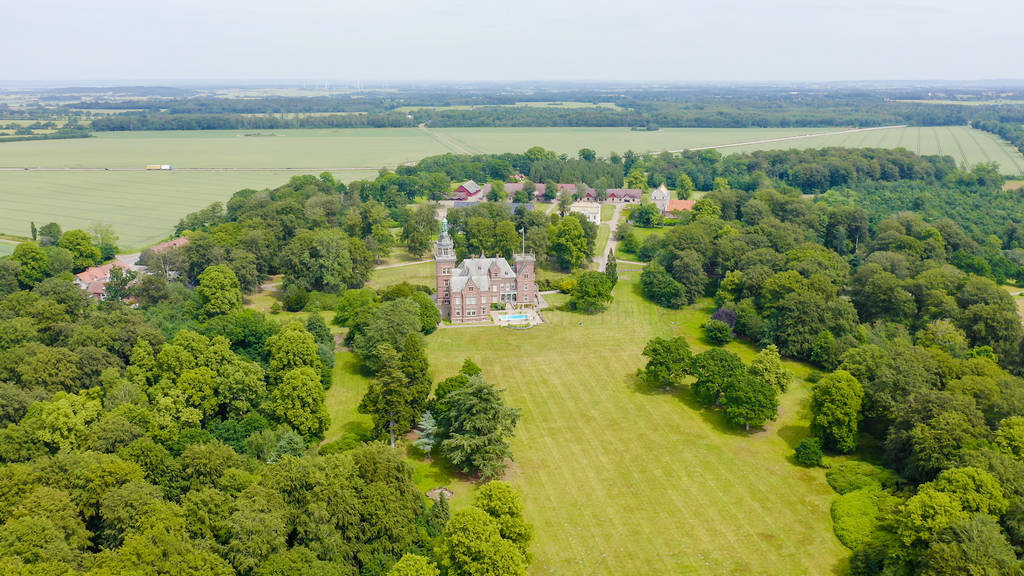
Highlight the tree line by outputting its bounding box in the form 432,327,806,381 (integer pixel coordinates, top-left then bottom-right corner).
625,144,1024,574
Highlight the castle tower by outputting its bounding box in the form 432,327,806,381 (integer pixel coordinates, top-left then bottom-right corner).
513,252,536,308
514,226,536,307
435,217,456,315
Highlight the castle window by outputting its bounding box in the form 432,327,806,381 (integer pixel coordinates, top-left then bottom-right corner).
444,280,449,287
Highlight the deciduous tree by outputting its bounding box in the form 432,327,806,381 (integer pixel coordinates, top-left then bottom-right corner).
810,370,864,453
641,336,693,387
196,265,242,320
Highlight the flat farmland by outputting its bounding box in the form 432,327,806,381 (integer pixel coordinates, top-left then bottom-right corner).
0,128,447,169
2,125,1021,250
719,126,1024,174
0,128,442,248
432,126,847,157
0,170,376,248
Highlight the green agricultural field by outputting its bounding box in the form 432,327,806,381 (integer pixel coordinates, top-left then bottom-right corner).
433,126,1024,174
325,272,848,575
719,126,1024,174
0,128,445,249
0,169,375,249
0,128,446,169
3,125,1020,251
432,126,846,157
0,243,15,258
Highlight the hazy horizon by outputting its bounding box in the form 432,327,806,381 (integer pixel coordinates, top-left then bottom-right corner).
2,0,1022,84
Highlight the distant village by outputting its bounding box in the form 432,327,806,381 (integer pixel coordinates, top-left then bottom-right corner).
445,178,694,224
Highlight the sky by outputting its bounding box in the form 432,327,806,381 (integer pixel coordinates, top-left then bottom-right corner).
2,0,1022,84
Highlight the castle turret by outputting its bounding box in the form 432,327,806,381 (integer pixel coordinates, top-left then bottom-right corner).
435,217,456,312
514,251,536,307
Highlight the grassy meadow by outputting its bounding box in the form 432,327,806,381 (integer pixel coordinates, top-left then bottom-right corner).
2,125,1020,250
323,271,848,575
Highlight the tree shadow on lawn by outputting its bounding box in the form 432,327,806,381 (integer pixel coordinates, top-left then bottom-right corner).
628,370,677,396
674,384,754,438
776,424,807,451
338,420,372,438
404,443,478,492
630,372,759,438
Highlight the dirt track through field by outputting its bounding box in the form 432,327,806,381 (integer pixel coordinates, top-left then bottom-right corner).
676,124,907,152
417,123,477,155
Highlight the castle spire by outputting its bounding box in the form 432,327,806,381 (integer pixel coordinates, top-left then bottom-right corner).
435,216,455,261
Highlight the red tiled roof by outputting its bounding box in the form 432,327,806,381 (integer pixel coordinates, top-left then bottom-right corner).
480,182,594,202
152,237,189,253
74,261,130,284
607,188,642,199
667,199,696,212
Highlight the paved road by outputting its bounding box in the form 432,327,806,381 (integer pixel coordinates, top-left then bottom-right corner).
595,203,625,272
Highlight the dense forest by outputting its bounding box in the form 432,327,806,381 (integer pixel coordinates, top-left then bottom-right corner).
2,140,1024,574
83,96,1024,131
6,85,1024,132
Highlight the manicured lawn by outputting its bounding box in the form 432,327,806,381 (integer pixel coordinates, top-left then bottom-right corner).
323,271,847,575
593,223,611,263
600,203,615,221
619,225,668,260
367,261,436,289
0,243,14,258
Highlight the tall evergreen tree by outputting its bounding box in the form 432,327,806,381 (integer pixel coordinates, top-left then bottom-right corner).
400,333,431,416
605,251,618,286
360,344,413,447
438,375,519,481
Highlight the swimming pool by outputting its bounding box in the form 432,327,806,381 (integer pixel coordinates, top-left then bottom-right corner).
501,314,530,321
